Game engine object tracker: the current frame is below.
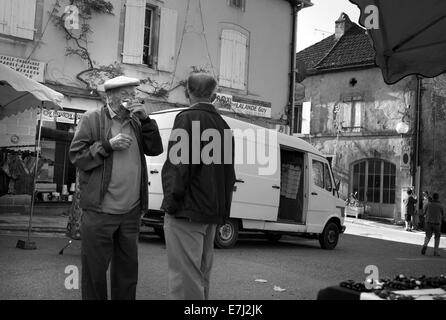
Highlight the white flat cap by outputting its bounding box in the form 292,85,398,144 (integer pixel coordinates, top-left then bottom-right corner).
104,76,140,91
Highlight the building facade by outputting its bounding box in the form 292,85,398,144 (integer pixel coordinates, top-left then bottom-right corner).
0,0,312,209
295,14,419,220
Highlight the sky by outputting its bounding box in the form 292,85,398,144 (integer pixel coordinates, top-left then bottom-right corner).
296,0,362,51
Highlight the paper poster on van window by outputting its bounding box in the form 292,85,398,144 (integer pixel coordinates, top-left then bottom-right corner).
281,164,302,199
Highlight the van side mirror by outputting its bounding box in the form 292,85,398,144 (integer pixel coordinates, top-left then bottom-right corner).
336,180,341,191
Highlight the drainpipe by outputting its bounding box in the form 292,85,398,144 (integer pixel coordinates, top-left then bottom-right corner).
414,76,422,202
288,1,299,135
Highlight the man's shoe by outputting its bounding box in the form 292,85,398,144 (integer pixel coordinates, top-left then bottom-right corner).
421,246,427,255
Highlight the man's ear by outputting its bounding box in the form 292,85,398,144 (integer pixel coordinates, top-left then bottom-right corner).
185,89,190,99
211,93,217,102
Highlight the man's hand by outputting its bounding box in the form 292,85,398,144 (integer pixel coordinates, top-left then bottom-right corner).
127,103,147,120
110,133,133,151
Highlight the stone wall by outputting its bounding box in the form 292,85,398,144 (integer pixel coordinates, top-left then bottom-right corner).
419,75,446,204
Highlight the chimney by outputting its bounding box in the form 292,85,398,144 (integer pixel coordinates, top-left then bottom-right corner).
335,13,353,39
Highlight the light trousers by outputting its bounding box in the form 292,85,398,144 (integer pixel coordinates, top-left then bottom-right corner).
164,214,217,300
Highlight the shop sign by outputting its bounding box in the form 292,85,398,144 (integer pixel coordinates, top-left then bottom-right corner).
215,93,272,118
37,109,83,124
0,54,46,82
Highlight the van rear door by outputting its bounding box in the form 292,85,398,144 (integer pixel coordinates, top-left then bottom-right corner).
226,119,281,223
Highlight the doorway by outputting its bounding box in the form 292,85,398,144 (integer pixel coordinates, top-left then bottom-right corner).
278,148,305,223
351,159,396,217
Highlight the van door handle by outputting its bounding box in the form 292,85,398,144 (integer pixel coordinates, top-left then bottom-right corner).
235,179,245,183
150,170,159,174
272,185,280,189
312,192,318,195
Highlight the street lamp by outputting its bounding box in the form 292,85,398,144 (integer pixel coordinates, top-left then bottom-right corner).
396,121,410,134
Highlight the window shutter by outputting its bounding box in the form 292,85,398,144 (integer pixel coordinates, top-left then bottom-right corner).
353,102,362,127
301,101,311,134
343,103,352,127
122,0,146,64
158,7,178,72
219,29,247,90
11,0,36,40
232,31,247,90
219,29,235,88
0,0,13,36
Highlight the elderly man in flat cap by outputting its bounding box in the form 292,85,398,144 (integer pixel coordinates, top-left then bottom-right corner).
69,76,163,300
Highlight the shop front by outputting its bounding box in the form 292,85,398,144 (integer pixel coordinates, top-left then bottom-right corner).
0,107,85,215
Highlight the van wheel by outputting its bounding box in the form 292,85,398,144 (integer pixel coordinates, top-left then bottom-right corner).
214,219,239,249
319,222,339,250
153,227,165,240
265,233,282,243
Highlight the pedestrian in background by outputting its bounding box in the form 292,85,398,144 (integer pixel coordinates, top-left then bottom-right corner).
69,76,163,299
421,193,444,256
161,73,236,300
403,189,417,231
417,191,430,230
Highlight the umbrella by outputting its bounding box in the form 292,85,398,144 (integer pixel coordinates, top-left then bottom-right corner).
0,63,63,118
0,63,64,250
350,0,446,84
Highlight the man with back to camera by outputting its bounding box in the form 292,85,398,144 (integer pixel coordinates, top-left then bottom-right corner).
421,193,444,256
69,76,163,299
161,73,236,300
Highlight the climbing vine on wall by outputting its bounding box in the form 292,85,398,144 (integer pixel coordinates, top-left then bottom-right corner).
51,0,121,90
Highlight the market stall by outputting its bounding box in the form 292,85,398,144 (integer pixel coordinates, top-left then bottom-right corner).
0,63,64,249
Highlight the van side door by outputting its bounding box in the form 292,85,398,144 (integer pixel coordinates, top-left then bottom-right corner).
306,155,336,233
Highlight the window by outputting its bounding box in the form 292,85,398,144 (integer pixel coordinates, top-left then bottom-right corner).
293,101,311,134
324,163,333,192
352,159,396,204
122,1,178,71
313,160,334,192
143,6,154,67
293,104,303,134
0,0,37,40
312,160,324,189
342,101,362,132
228,0,245,10
219,29,248,90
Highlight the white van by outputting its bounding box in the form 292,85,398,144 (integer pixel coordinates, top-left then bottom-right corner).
142,108,346,249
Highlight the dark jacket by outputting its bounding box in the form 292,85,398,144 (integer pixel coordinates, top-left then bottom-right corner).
422,200,445,225
161,103,236,225
404,195,417,215
69,105,163,213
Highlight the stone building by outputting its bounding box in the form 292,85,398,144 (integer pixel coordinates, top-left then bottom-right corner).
294,13,431,220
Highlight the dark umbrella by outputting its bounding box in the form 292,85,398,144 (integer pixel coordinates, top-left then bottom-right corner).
350,0,446,84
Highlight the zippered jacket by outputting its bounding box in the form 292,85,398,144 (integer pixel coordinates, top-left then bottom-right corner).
69,105,163,213
161,103,236,224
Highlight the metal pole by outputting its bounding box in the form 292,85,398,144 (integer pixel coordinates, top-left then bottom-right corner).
414,76,422,204
27,104,44,241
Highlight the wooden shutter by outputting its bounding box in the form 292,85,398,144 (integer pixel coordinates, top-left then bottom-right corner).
158,7,178,72
232,31,247,90
301,101,311,134
122,0,146,64
0,0,12,36
353,102,362,128
343,103,352,127
11,0,36,39
219,29,235,88
219,29,248,90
